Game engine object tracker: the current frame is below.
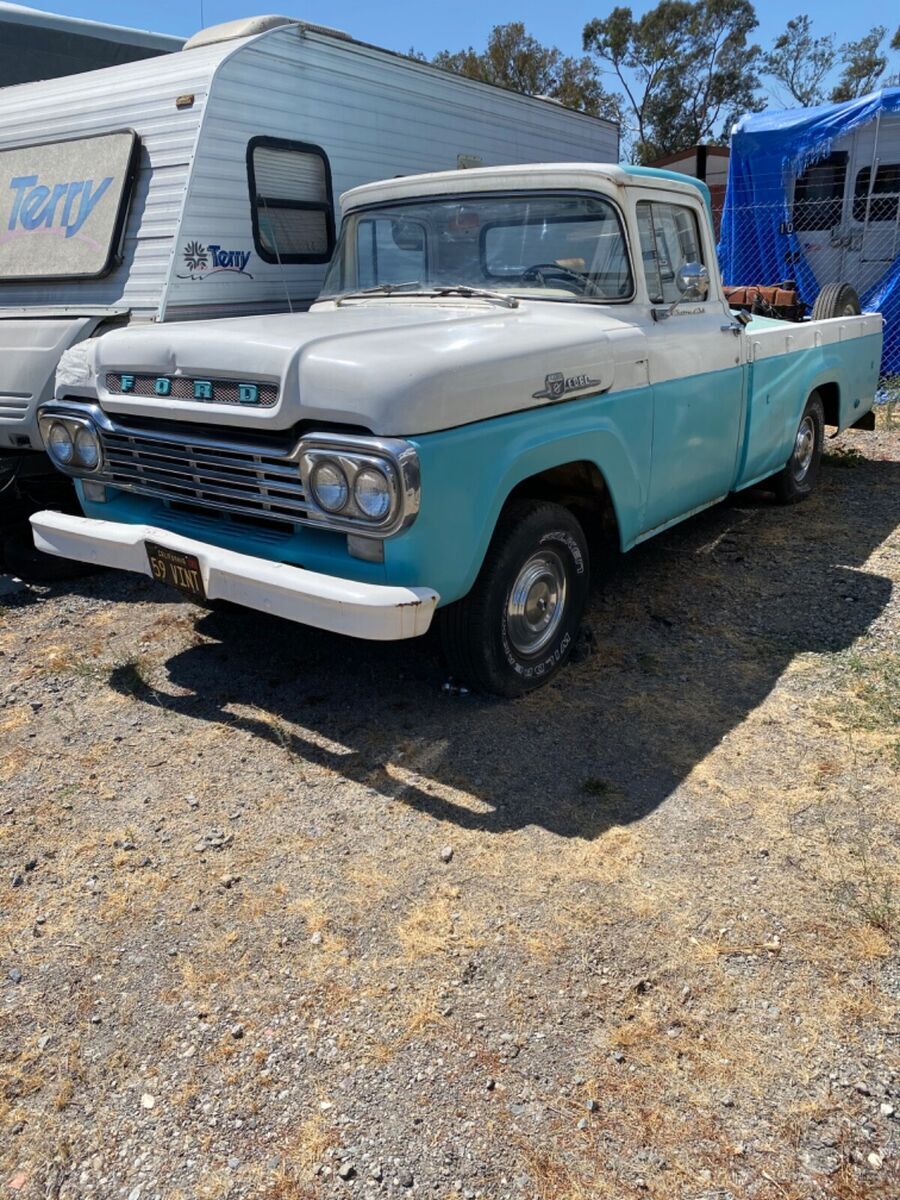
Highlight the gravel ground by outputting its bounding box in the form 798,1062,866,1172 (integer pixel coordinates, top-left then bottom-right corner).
1,422,898,1200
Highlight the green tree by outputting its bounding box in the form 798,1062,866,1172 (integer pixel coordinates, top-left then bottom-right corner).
583,0,762,163
762,16,835,107
426,22,623,123
831,27,888,102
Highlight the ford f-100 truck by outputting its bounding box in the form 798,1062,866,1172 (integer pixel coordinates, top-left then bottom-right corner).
31,164,883,695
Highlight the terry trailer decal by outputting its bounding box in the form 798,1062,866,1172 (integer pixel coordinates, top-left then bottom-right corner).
177,241,254,280
0,130,137,281
8,175,112,239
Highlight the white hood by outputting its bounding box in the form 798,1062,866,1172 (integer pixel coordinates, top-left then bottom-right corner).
63,299,631,436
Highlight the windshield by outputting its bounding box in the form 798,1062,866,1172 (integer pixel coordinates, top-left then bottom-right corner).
320,192,634,303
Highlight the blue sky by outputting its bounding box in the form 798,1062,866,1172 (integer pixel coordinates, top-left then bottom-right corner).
19,1,900,102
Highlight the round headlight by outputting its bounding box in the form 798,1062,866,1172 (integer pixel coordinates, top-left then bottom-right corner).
309,459,349,513
47,421,74,466
353,467,392,520
74,426,101,470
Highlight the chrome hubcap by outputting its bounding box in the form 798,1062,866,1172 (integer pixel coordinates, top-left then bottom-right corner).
792,415,815,481
506,550,567,656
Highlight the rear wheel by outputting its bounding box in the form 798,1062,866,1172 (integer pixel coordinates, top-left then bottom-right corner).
440,500,589,697
771,393,825,505
812,282,861,320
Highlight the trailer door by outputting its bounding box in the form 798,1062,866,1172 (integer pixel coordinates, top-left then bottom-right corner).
790,149,850,287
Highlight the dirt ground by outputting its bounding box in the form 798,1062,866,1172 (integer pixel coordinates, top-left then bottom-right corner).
1,419,898,1200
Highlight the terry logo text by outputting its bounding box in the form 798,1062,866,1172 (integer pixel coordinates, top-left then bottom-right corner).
179,240,253,280
7,174,113,239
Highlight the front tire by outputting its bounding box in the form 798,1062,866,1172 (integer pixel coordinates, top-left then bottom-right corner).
771,393,825,505
440,500,589,697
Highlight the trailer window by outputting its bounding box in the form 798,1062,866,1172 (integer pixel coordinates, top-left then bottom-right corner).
247,138,334,265
636,200,704,304
0,130,137,281
853,163,900,223
792,152,847,231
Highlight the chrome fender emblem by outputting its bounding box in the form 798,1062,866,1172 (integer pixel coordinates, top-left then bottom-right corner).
532,371,601,400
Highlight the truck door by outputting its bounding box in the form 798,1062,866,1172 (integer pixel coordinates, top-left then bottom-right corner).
636,196,745,535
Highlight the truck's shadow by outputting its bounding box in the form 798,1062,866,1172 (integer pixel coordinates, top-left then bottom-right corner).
110,455,899,839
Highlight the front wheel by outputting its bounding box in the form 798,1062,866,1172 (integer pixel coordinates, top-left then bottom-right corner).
771,393,825,505
439,500,590,697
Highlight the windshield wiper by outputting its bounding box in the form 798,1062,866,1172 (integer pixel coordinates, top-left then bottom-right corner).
335,281,422,305
427,284,519,308
334,281,519,309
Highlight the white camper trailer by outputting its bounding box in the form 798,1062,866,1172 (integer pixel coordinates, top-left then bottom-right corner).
719,90,900,378
0,13,617,477
787,106,900,298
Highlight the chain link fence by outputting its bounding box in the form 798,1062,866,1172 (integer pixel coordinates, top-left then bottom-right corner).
716,105,900,411
720,194,900,409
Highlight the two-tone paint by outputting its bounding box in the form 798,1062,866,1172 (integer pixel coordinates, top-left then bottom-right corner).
33,164,884,636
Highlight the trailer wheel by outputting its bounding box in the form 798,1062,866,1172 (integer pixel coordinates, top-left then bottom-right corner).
439,500,589,697
771,393,825,505
812,283,861,320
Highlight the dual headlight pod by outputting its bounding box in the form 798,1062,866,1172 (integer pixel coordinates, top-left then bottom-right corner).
44,418,102,473
300,439,419,535
309,460,392,521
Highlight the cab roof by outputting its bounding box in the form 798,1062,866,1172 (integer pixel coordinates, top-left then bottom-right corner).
341,162,712,212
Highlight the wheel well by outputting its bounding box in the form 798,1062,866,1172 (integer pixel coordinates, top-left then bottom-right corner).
815,382,840,427
504,460,620,547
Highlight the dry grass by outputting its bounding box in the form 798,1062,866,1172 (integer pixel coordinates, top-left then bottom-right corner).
1,425,896,1197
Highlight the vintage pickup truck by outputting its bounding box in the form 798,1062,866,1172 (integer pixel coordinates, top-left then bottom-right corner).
31,164,883,695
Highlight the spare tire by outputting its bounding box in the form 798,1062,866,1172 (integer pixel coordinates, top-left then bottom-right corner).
812,282,861,320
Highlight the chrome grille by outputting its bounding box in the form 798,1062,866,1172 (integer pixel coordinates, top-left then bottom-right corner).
99,426,311,524
105,373,278,407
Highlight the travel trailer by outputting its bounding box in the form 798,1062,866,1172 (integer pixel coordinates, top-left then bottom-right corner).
0,12,617,559
719,88,899,375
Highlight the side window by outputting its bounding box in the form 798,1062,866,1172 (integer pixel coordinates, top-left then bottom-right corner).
792,152,847,231
637,200,704,304
247,137,335,264
853,163,900,223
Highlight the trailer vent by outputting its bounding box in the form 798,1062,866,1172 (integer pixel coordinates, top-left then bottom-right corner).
183,15,349,52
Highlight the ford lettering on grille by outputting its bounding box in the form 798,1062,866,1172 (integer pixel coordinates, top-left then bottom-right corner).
106,373,277,407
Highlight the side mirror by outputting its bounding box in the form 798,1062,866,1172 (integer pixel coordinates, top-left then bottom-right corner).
652,261,711,321
676,262,710,301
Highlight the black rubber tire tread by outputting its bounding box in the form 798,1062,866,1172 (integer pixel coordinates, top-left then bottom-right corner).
772,392,825,505
439,499,589,698
812,282,861,320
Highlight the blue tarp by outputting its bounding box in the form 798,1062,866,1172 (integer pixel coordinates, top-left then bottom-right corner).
718,88,900,375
